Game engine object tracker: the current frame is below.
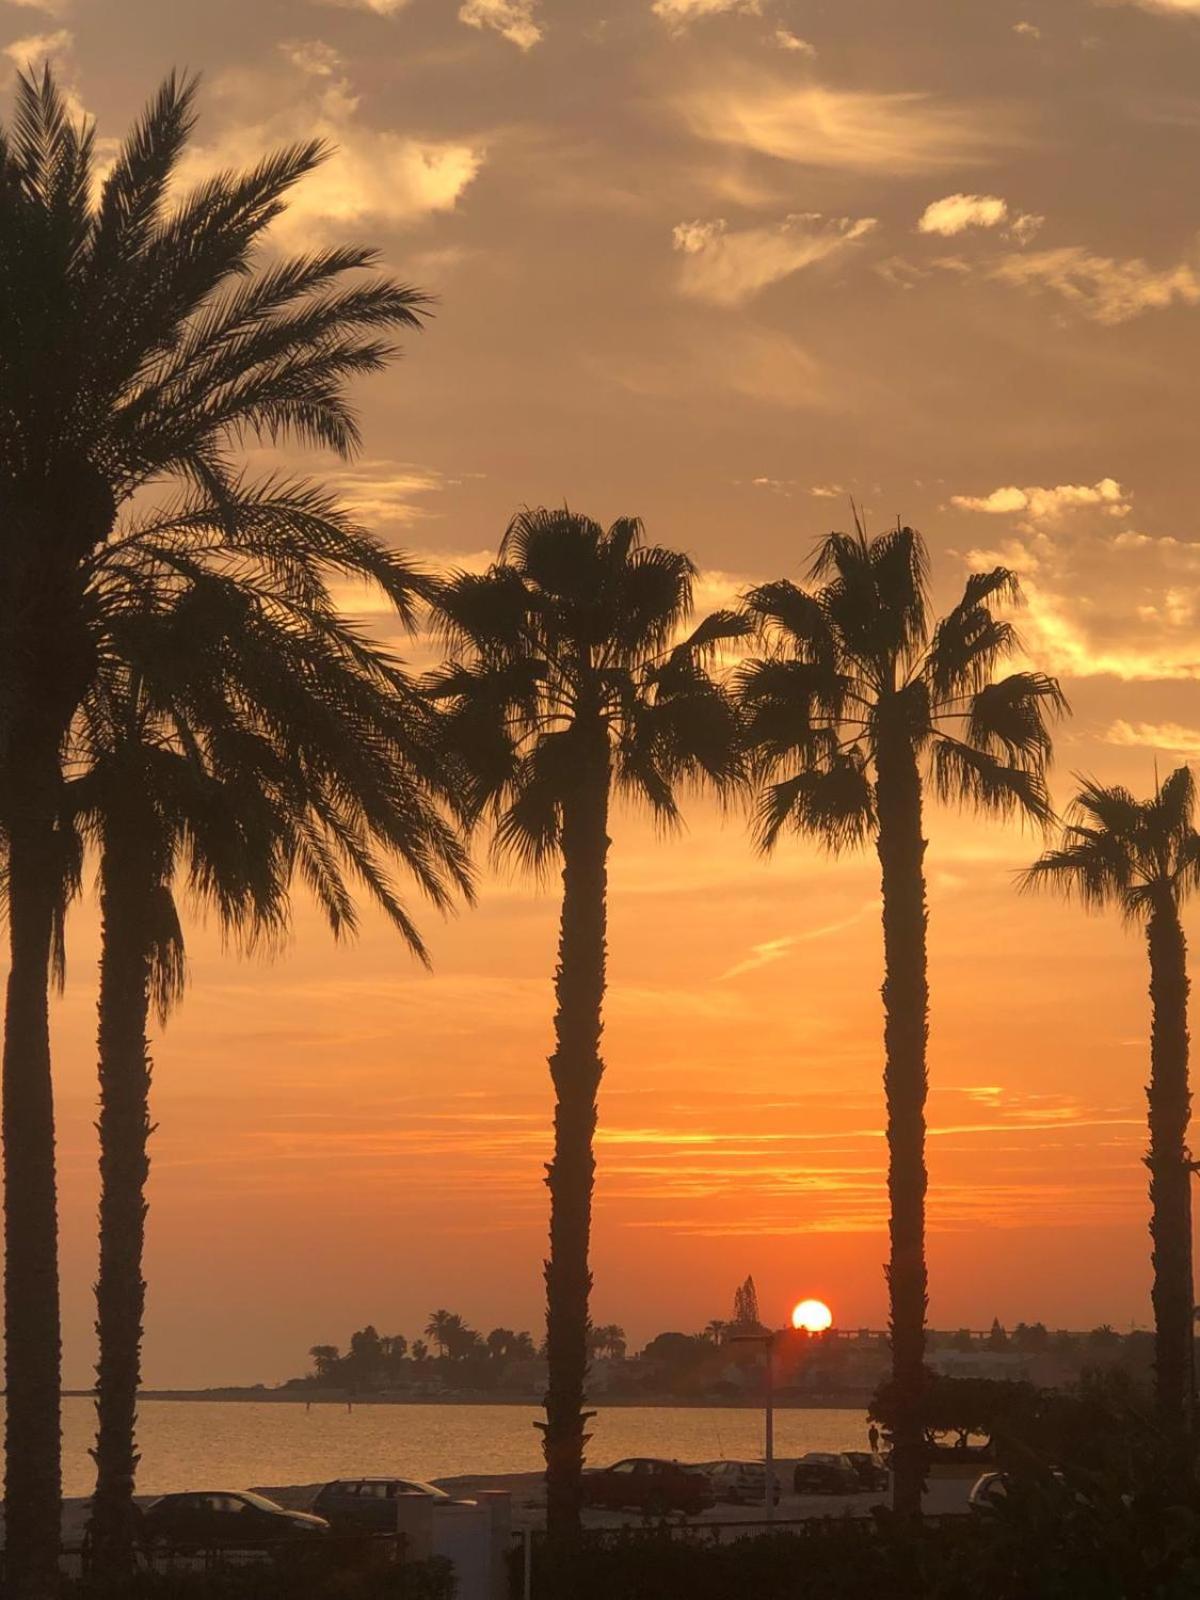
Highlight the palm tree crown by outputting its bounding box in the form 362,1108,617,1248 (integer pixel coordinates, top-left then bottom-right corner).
738,521,1066,849
427,506,743,854
1021,768,1200,920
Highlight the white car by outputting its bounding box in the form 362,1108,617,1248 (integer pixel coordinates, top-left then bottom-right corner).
699,1460,781,1506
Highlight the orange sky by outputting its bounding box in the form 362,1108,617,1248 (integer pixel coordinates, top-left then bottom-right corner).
6,0,1200,1384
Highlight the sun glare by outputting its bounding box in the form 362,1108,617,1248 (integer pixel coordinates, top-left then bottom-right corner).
792,1298,833,1333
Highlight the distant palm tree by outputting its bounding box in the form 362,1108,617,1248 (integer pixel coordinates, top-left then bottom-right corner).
704,1320,728,1346
0,67,428,1593
1023,769,1200,1446
425,1310,463,1359
58,579,468,1580
430,507,743,1540
737,519,1064,1515
411,1340,430,1365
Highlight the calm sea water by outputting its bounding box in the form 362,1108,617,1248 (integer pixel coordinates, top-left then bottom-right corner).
53,1398,869,1498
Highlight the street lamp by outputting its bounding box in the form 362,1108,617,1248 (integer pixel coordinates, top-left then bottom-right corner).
726,1328,778,1521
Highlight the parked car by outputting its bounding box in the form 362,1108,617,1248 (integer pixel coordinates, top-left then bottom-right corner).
699,1461,782,1506
312,1477,450,1532
844,1451,889,1491
792,1453,859,1495
582,1458,714,1516
140,1491,330,1551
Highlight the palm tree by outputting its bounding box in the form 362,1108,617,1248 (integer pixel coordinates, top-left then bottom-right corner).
58,578,468,1581
429,506,743,1540
0,68,428,1592
736,519,1064,1515
1022,769,1200,1448
411,1339,430,1365
425,1309,463,1359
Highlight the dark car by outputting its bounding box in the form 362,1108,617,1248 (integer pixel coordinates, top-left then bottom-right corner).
140,1491,330,1551
582,1458,714,1516
312,1478,450,1532
791,1453,859,1495
844,1451,889,1491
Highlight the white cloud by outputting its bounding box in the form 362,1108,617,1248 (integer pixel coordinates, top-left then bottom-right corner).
1104,720,1200,756
653,0,761,27
991,245,1200,323
951,477,1130,524
177,48,484,242
810,483,845,498
459,0,543,49
1013,19,1041,35
3,26,71,67
953,482,1200,682
678,81,1007,173
917,193,1042,245
919,193,1008,236
3,0,71,14
671,213,876,305
775,27,816,53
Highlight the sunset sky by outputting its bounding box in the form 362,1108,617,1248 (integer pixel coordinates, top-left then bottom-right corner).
8,0,1200,1386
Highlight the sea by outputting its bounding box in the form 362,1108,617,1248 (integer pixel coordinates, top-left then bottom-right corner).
51,1397,869,1498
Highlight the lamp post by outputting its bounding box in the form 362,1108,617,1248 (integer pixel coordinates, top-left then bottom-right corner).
728,1329,778,1521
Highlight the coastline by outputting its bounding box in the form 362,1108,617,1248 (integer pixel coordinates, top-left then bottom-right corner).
63,1389,873,1411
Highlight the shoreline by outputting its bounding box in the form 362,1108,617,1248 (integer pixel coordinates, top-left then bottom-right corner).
63,1389,872,1412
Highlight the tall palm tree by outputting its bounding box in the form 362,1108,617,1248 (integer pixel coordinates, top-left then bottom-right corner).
0,68,428,1592
429,506,743,1540
736,520,1064,1515
56,578,469,1582
1022,769,1200,1448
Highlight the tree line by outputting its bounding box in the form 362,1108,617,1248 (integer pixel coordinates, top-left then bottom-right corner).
1,67,1197,1596
300,1316,629,1388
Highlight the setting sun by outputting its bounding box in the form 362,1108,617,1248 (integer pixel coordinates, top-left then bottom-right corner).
792,1298,834,1333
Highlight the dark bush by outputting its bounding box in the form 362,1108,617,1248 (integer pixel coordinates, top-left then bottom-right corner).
62,1555,456,1600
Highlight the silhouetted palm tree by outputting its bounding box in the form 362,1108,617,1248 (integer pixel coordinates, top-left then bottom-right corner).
429,506,742,1540
1023,768,1200,1447
736,520,1064,1515
0,67,428,1593
58,577,468,1580
425,1309,463,1358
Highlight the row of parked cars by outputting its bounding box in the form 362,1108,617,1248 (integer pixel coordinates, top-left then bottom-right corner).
579,1451,889,1516
133,1451,891,1550
136,1478,451,1550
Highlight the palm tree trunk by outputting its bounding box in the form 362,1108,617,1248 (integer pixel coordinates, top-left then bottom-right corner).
3,741,65,1600
1146,903,1194,1449
87,838,156,1586
874,723,930,1518
541,753,609,1545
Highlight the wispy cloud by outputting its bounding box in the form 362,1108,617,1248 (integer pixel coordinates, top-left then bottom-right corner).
991,245,1200,323
774,27,816,53
722,901,881,979
672,213,877,305
1107,0,1200,13
2,26,71,67
177,46,484,243
1104,719,1200,757
678,80,1009,173
459,0,543,49
653,0,762,28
